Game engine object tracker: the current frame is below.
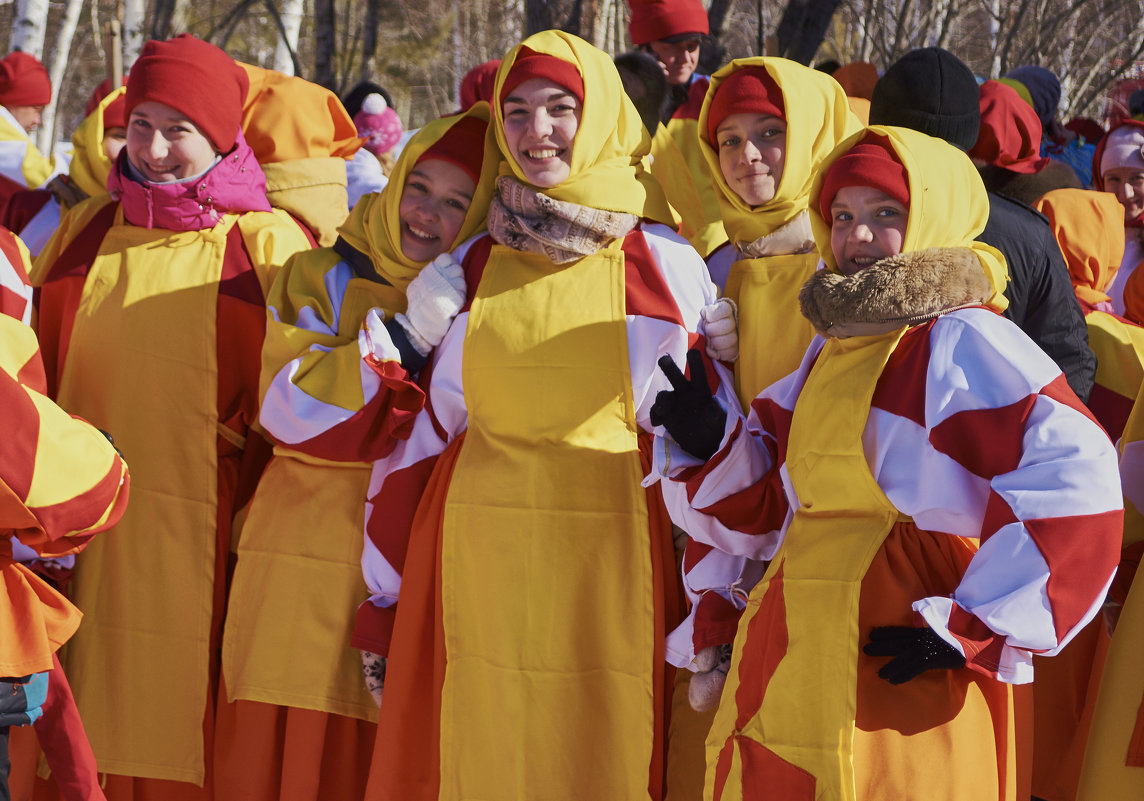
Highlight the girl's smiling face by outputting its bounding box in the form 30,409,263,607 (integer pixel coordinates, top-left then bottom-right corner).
829,185,909,275
715,112,787,207
397,158,476,263
126,101,219,182
501,78,581,188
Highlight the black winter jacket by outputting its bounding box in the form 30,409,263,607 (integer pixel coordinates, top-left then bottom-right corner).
979,192,1095,402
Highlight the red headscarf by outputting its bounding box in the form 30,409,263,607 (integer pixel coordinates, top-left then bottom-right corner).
705,66,784,144
969,80,1049,174
818,135,910,222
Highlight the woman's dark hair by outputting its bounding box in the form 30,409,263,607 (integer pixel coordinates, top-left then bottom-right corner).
614,50,670,135
342,80,394,119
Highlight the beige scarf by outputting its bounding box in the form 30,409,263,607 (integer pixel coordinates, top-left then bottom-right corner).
737,209,816,258
487,176,638,263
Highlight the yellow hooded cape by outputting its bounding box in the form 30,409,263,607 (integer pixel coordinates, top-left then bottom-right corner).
67,86,123,203
222,103,501,723
706,126,1008,801
699,58,862,406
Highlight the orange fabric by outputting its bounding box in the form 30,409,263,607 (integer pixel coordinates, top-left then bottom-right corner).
239,63,360,162
0,561,80,676
1031,618,1111,800
833,61,878,100
213,691,376,801
1035,188,1125,306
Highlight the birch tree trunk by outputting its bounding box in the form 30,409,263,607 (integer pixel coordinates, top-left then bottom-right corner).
122,0,146,69
38,0,85,155
9,0,49,59
274,0,306,75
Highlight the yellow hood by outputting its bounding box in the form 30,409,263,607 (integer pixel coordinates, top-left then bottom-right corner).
493,30,673,223
698,57,862,245
810,125,1010,313
336,102,501,292
67,86,123,201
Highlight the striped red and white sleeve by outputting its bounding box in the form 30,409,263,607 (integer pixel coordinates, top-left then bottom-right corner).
258,247,425,463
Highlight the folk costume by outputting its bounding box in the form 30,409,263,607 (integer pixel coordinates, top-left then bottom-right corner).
652,127,1122,801
357,31,725,801
1092,120,1144,316
700,58,861,408
215,106,498,801
29,35,313,797
0,52,66,189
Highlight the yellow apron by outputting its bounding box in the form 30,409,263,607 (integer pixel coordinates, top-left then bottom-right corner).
725,252,819,407
439,240,656,800
706,331,904,801
58,209,230,784
1086,310,1144,405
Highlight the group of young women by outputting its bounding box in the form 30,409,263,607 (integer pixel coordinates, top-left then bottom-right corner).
3,22,1140,801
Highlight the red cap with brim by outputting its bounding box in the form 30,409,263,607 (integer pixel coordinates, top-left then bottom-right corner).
500,48,584,106
629,0,709,45
706,66,785,144
418,115,488,185
819,137,911,222
126,34,248,152
0,51,50,107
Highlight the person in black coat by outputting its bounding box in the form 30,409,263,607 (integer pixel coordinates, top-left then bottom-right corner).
869,47,1095,402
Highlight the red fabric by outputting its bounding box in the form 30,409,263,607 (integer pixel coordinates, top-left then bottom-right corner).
499,47,584,105
84,78,128,128
739,737,816,801
418,116,488,186
0,52,50,107
31,653,105,801
706,66,785,145
733,565,788,731
819,135,910,221
969,80,1050,175
871,322,931,429
1064,117,1104,145
126,34,248,152
459,60,500,111
622,228,686,325
628,0,709,45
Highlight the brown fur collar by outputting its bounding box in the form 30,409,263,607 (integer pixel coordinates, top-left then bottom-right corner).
799,247,995,337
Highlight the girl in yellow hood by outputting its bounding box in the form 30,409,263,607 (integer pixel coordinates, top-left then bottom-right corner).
700,58,861,409
649,126,1122,801
358,30,738,801
217,104,500,801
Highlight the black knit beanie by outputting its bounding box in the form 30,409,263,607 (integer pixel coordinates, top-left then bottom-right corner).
869,47,981,151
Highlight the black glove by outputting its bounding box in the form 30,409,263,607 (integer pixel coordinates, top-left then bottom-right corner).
863,626,966,685
650,348,727,461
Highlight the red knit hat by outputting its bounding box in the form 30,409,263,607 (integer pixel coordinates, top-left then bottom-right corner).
628,0,709,46
969,80,1049,175
85,77,128,128
418,115,488,185
460,60,501,111
819,136,910,221
706,66,785,144
0,51,51,107
500,47,584,106
126,34,248,152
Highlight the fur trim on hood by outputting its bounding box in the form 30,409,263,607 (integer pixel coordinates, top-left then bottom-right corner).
799,247,995,337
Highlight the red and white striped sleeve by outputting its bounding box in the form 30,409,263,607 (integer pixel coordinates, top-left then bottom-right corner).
258,248,425,462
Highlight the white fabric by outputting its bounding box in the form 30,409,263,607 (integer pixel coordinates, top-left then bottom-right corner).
346,148,387,210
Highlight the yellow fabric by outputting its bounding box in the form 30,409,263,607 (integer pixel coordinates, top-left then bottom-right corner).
709,124,1013,801
726,251,818,405
239,63,361,162
709,331,905,801
699,58,863,246
1035,188,1125,306
442,240,655,799
1076,572,1144,800
338,102,501,292
650,121,727,257
1120,381,1144,551
36,204,306,785
809,125,1010,313
493,30,673,223
0,115,59,189
698,58,861,406
1086,310,1144,401
68,86,122,202
659,115,728,257
262,156,349,247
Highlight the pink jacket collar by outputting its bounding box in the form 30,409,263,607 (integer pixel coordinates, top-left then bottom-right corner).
108,129,271,231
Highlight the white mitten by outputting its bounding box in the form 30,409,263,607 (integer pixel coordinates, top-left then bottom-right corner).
688,643,732,712
396,253,467,356
701,297,738,362
361,650,387,708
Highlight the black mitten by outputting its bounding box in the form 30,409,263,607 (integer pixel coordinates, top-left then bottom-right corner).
863,626,966,685
650,348,727,461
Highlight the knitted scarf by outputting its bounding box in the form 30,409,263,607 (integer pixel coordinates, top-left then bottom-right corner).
486,175,638,263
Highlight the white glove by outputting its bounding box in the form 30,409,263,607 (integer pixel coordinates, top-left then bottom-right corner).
396,253,467,356
361,650,386,708
701,297,738,363
688,643,732,712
